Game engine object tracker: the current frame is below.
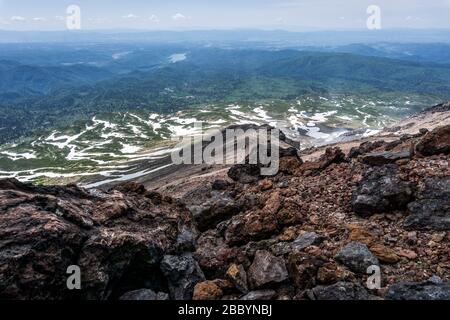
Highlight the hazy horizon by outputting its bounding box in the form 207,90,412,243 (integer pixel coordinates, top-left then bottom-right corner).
1,0,450,31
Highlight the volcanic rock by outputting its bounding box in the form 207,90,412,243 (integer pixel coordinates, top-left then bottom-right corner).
226,264,249,293
335,242,379,274
0,179,194,300
247,250,288,289
240,290,276,300
352,165,415,216
119,289,169,300
360,150,411,166
182,185,241,232
415,125,450,156
385,280,450,300
160,253,206,300
309,282,375,300
192,281,223,300
404,176,450,231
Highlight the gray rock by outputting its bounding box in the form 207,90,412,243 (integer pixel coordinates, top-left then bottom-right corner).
309,282,376,300
269,241,293,256
292,232,325,251
247,250,288,289
160,253,205,300
404,176,450,231
360,150,411,166
268,232,325,256
183,186,241,232
352,165,415,216
240,290,276,300
335,242,379,274
175,226,196,252
385,280,450,300
119,289,169,300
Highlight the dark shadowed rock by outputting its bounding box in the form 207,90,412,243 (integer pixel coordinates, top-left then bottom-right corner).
415,125,450,156
228,164,261,184
348,140,385,158
240,290,276,300
288,252,325,289
194,229,249,279
404,176,450,231
385,280,450,300
119,289,169,300
309,282,375,300
160,253,205,300
352,165,415,216
212,179,232,191
335,242,379,274
360,150,411,166
183,185,241,232
247,250,288,289
0,179,194,300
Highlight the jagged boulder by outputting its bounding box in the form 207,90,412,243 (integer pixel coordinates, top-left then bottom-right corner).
182,185,241,232
0,179,195,300
247,250,288,289
386,279,450,300
352,165,415,216
404,176,450,231
309,282,376,300
160,253,205,300
225,192,281,245
415,125,450,156
360,150,411,166
335,242,379,274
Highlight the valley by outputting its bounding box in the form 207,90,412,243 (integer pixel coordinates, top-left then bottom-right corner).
0,93,438,186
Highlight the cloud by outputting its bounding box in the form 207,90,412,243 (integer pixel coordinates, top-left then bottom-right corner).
149,14,160,23
89,17,109,24
33,17,47,22
172,13,187,21
55,15,65,21
122,13,138,19
10,16,26,22
0,18,10,25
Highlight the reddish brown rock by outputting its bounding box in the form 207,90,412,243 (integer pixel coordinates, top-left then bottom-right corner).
0,179,194,300
415,125,450,156
397,249,418,260
193,281,223,300
288,252,325,289
369,244,400,264
317,262,352,285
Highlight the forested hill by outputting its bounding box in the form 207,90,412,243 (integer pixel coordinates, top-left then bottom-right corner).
1,48,450,142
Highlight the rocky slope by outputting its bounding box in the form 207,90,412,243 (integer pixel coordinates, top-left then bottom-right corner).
0,101,449,300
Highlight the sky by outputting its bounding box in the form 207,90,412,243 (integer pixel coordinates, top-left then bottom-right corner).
1,0,450,31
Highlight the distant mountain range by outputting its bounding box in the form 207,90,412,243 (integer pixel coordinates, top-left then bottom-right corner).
1,43,450,143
